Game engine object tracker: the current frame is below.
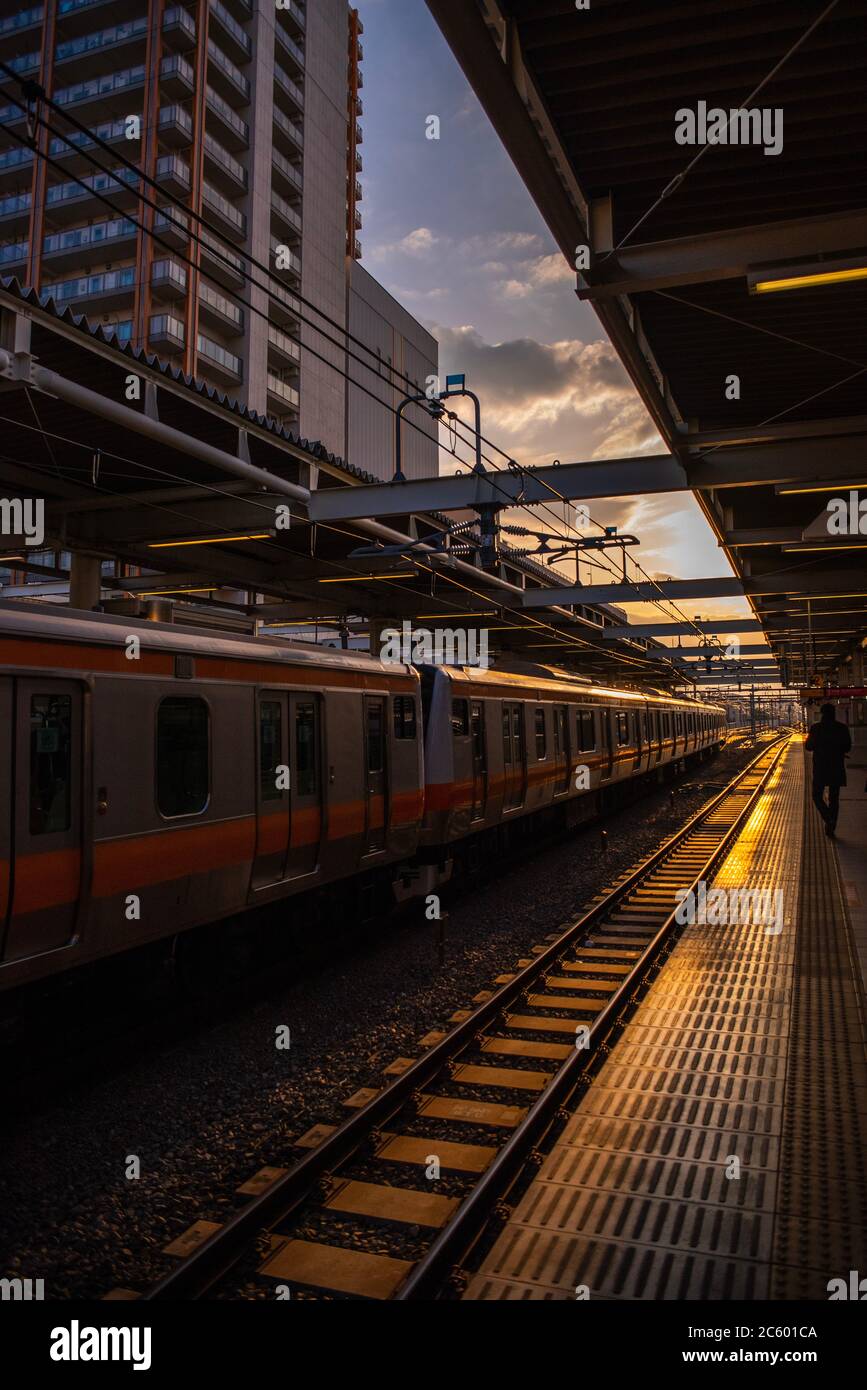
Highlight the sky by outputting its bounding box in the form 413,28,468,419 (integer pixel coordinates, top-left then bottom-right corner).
355,0,761,649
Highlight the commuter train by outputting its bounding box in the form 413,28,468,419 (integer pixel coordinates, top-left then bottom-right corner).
0,604,726,992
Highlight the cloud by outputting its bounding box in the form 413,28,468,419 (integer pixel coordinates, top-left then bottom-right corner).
369,226,439,258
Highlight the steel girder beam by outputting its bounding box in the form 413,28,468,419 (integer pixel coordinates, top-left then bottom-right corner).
603,619,763,638
307,436,867,524
523,571,865,607
576,208,867,301
683,416,867,449
306,455,682,521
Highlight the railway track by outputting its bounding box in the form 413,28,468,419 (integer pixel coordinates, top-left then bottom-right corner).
138,734,789,1303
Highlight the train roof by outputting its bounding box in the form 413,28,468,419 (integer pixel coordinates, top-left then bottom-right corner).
0,600,414,678
421,662,726,712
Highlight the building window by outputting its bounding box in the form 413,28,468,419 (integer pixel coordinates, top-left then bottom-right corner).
393,696,417,740
157,697,209,817
29,693,72,834
535,708,546,759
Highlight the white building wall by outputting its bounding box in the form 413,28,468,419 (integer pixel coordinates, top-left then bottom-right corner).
345,261,438,480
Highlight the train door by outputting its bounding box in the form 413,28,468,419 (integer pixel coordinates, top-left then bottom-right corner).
553,704,569,793
633,709,643,771
3,679,84,962
600,708,614,780
363,696,387,853
0,678,12,933
253,692,290,890
470,701,487,821
502,702,525,809
288,695,322,876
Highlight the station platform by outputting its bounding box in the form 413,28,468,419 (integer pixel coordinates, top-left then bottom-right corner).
466,739,867,1300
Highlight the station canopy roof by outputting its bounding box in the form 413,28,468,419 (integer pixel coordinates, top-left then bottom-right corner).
426,0,867,684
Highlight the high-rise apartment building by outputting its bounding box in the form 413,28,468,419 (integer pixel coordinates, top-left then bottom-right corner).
0,0,435,474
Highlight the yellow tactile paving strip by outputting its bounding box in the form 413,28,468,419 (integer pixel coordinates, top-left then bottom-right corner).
466,745,811,1301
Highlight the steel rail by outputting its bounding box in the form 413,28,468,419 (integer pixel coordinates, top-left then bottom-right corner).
143,733,788,1300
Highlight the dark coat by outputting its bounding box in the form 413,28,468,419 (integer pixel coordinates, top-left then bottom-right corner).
805,718,851,787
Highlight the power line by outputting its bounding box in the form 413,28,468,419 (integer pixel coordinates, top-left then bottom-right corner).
1,78,739,667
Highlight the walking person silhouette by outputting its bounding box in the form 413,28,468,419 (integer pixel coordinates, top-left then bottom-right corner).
805,702,851,839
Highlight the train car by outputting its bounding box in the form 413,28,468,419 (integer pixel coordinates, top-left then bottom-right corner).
0,604,725,993
0,603,422,992
416,663,726,881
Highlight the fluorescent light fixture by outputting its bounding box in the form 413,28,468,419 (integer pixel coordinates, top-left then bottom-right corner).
748,257,867,295
781,544,867,553
135,587,215,597
776,480,867,495
317,573,415,583
148,533,272,548
414,611,497,619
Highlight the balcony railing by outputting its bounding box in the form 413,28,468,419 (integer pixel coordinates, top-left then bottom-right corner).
150,313,185,347
150,258,188,294
48,117,128,158
55,15,148,64
267,373,300,409
45,166,139,206
0,240,28,265
273,62,303,108
272,105,303,151
0,7,44,37
198,331,241,376
271,190,301,234
0,147,33,172
43,215,136,255
155,153,191,189
0,192,32,218
209,0,251,57
7,50,39,73
271,146,302,192
267,324,300,363
162,5,196,44
206,84,249,144
203,132,247,189
54,64,146,107
202,181,245,235
274,28,304,72
271,239,301,277
43,264,137,301
207,37,250,100
199,278,243,330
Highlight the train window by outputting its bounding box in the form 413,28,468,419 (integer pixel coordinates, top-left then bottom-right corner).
535,708,547,759
512,706,525,762
471,702,486,767
615,711,629,745
157,697,209,818
577,709,595,751
502,706,512,765
296,702,318,793
675,711,683,735
451,699,470,737
554,706,567,757
29,693,72,834
259,700,283,801
393,696,417,740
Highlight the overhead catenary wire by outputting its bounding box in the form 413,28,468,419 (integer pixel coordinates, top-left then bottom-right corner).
0,76,745,671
